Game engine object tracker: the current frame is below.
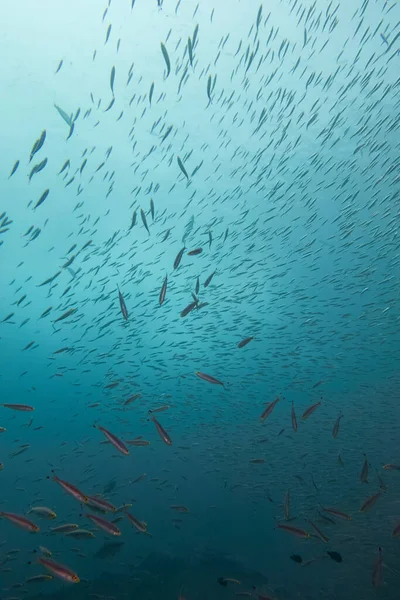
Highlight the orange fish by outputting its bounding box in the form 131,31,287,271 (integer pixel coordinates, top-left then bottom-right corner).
51,474,88,504
38,557,80,584
260,397,280,422
332,414,343,438
360,492,382,513
321,507,352,521
307,519,329,543
150,414,172,445
276,523,310,538
95,425,129,456
125,511,147,532
0,511,39,532
84,513,121,536
301,401,321,420
2,403,34,411
87,496,117,513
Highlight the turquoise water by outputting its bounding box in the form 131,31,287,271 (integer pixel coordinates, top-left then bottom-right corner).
1,0,400,598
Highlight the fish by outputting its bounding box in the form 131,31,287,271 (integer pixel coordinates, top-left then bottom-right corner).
218,578,241,586
105,23,111,43
204,271,216,287
238,337,253,348
37,557,80,583
276,523,310,538
149,82,154,105
28,158,47,182
0,512,39,532
26,574,54,583
332,414,343,438
195,371,225,387
150,198,155,221
321,507,351,521
34,189,50,210
118,287,128,320
28,507,56,520
150,414,172,445
177,156,189,180
307,519,329,543
87,496,117,513
110,66,116,95
54,105,72,126
55,59,63,73
84,513,121,536
2,403,34,411
29,130,46,162
359,492,382,513
95,425,129,456
327,551,342,563
9,160,19,178
187,248,203,256
260,397,280,422
53,308,76,323
125,511,147,532
50,524,79,534
140,208,150,234
301,401,321,420
160,42,171,77
174,247,186,270
51,474,88,504
159,275,168,305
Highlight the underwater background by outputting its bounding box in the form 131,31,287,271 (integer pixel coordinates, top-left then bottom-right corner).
0,0,399,598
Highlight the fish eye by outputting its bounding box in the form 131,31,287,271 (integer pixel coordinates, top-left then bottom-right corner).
72,575,80,583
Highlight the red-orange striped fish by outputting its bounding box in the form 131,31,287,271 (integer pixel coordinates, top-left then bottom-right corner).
2,403,34,411
87,496,117,513
321,507,352,521
360,492,382,513
195,371,225,387
383,463,400,470
84,513,121,536
332,414,343,438
95,425,129,456
125,511,147,532
51,474,88,504
38,557,80,584
0,511,39,532
276,523,310,538
260,397,280,422
307,519,329,543
150,414,172,445
301,401,321,420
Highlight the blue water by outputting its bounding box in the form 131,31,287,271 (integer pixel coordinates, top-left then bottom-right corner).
1,0,400,598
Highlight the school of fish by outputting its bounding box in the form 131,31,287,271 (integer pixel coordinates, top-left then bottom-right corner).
0,0,400,599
